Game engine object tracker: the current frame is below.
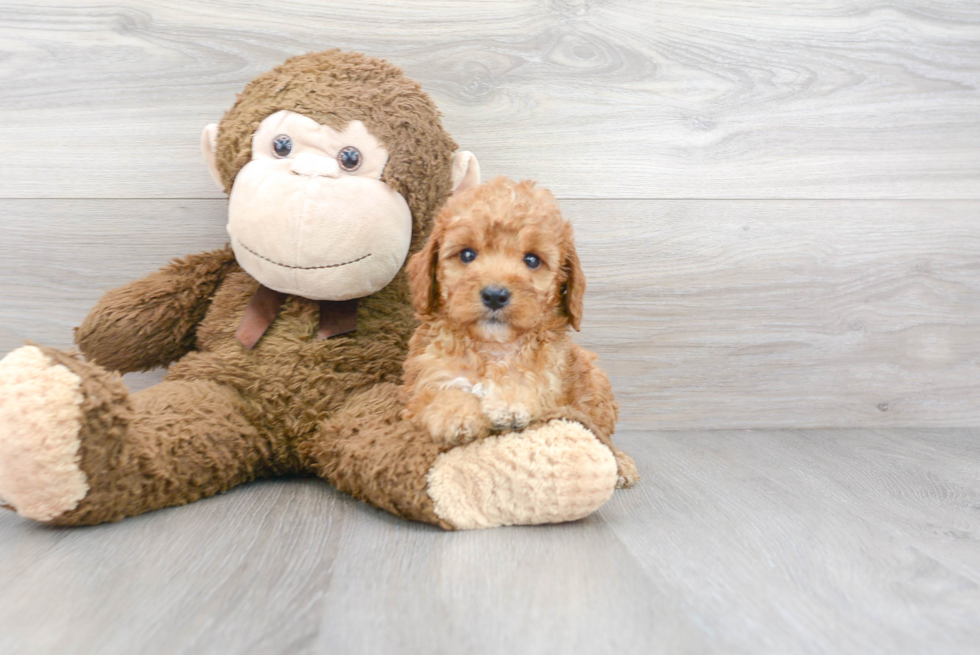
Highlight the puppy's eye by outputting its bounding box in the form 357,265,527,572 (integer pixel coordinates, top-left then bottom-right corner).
272,134,293,158
338,146,362,172
523,253,541,269
459,248,477,263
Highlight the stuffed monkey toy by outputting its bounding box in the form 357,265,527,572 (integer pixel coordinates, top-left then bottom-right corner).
0,50,621,530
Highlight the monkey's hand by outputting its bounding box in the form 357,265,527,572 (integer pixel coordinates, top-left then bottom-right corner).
74,246,237,372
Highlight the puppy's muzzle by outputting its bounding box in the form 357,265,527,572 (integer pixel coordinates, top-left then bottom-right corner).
481,286,511,310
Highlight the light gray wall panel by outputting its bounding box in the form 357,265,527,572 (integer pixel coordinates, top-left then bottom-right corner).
0,1,978,199
3,198,976,429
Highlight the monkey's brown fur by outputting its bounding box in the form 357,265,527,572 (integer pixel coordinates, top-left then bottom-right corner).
57,50,459,526
214,50,457,253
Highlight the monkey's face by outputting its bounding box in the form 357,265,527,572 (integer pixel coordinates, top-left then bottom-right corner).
223,110,413,300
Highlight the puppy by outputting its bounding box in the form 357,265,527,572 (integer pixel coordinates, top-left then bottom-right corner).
401,177,638,487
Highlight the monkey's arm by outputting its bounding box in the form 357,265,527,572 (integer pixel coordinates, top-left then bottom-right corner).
75,246,237,373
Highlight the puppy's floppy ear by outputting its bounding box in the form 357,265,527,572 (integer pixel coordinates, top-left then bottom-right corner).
561,224,586,331
407,221,443,316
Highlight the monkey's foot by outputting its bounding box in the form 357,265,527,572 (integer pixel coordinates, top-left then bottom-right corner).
426,419,617,529
0,345,128,523
0,346,90,521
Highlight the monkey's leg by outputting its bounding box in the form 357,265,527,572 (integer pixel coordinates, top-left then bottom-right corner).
0,345,268,525
299,384,619,530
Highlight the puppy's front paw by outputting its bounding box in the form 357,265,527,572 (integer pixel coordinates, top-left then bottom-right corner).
422,403,490,447
482,401,531,433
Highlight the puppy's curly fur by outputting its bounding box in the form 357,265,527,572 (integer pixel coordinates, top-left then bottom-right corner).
401,177,638,487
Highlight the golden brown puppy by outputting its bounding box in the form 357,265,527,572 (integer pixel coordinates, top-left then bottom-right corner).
402,177,638,487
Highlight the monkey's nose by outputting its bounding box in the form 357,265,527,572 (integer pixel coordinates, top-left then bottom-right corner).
290,152,340,178
481,286,511,310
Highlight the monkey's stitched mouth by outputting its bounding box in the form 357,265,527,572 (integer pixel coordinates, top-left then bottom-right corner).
291,171,335,179
236,240,371,270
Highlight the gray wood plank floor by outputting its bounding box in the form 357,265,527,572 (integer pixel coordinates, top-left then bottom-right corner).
0,427,977,655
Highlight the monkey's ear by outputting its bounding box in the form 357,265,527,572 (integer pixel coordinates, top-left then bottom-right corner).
200,123,225,191
450,151,480,195
406,222,442,316
561,227,586,331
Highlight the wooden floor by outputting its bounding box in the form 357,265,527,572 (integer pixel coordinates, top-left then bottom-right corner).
0,427,976,655
2,2,979,653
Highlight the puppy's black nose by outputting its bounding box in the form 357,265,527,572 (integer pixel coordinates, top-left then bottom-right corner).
481,286,511,310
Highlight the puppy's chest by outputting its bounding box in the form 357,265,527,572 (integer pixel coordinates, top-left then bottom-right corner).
435,342,565,402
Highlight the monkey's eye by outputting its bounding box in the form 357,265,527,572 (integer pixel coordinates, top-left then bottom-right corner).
338,146,362,172
272,134,293,158
459,248,477,263
523,253,542,269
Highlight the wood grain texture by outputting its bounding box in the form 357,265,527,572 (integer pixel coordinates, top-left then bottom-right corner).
567,198,980,429
601,427,980,655
2,198,977,428
1,0,979,199
0,427,977,654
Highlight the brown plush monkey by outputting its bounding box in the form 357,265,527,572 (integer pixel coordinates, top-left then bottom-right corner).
0,50,621,530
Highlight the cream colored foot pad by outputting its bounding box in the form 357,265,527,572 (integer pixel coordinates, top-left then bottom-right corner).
427,419,617,530
0,346,89,521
